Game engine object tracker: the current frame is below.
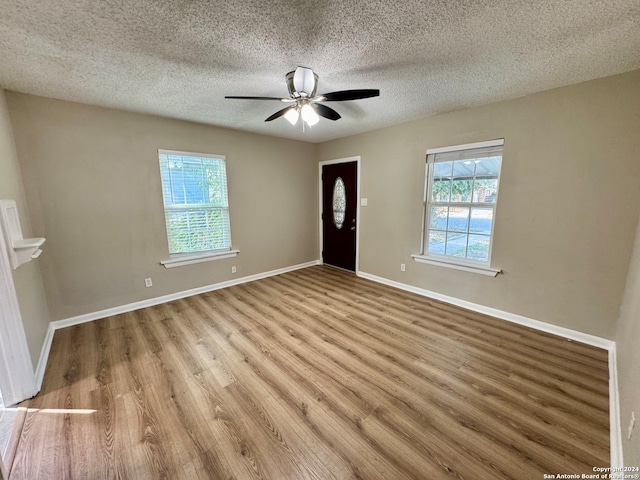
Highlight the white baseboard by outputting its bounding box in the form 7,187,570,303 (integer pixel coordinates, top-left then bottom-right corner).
356,270,622,469
34,323,55,393
608,347,623,468
35,260,319,391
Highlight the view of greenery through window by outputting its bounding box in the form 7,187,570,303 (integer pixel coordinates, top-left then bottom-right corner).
426,154,501,262
159,152,231,254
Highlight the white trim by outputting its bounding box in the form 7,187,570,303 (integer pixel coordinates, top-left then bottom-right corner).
0,200,46,270
158,149,225,161
35,260,320,389
608,346,623,468
0,215,37,406
412,254,501,277
355,270,621,467
426,138,504,155
161,249,239,268
34,323,55,390
318,156,361,272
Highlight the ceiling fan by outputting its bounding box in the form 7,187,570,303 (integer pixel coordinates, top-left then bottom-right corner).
225,67,380,128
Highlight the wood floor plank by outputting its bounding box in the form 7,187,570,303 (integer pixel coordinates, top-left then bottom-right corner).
271,273,608,392
299,267,609,369
9,265,610,479
247,277,608,449
279,272,611,420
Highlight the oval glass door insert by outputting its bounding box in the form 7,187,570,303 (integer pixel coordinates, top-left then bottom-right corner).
332,177,346,229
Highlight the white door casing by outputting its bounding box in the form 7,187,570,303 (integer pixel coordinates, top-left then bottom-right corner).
0,218,37,406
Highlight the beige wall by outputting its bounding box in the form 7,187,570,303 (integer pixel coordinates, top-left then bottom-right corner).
0,90,50,367
616,216,640,466
6,93,318,321
317,70,640,340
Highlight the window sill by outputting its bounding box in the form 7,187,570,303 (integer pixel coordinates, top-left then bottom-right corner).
161,250,239,269
411,254,501,277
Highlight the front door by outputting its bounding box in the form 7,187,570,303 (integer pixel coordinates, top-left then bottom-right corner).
322,161,357,271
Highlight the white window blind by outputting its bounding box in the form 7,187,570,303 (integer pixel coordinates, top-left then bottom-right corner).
423,140,503,265
158,150,232,255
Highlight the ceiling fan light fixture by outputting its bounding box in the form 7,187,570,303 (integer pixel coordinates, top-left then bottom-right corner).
301,104,319,126
284,107,300,125
226,67,380,128
292,67,317,97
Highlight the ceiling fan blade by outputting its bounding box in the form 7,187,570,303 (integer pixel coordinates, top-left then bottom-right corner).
265,106,295,122
225,96,289,101
312,103,341,121
319,89,380,102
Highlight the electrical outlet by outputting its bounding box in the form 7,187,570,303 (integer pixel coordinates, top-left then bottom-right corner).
400,263,406,272
628,411,636,439
231,266,237,274
144,278,152,288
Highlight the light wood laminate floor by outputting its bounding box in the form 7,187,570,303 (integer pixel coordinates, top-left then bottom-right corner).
9,266,610,479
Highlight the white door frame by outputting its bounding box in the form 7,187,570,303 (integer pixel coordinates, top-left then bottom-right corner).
0,219,37,406
318,156,361,273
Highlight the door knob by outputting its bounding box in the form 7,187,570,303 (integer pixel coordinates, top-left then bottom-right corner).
351,226,355,231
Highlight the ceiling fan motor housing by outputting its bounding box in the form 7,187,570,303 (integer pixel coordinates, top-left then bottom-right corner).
286,67,318,98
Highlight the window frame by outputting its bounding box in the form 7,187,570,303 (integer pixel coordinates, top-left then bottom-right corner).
158,149,237,268
414,139,504,276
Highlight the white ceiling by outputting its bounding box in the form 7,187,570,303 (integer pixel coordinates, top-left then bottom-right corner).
0,0,638,143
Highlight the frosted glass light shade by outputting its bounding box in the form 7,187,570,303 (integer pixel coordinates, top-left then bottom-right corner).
284,108,299,125
301,104,319,126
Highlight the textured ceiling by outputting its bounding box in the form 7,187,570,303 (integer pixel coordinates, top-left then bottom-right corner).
0,0,638,143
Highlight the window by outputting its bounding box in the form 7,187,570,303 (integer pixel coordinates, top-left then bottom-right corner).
419,140,503,273
158,150,232,256
332,177,346,229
